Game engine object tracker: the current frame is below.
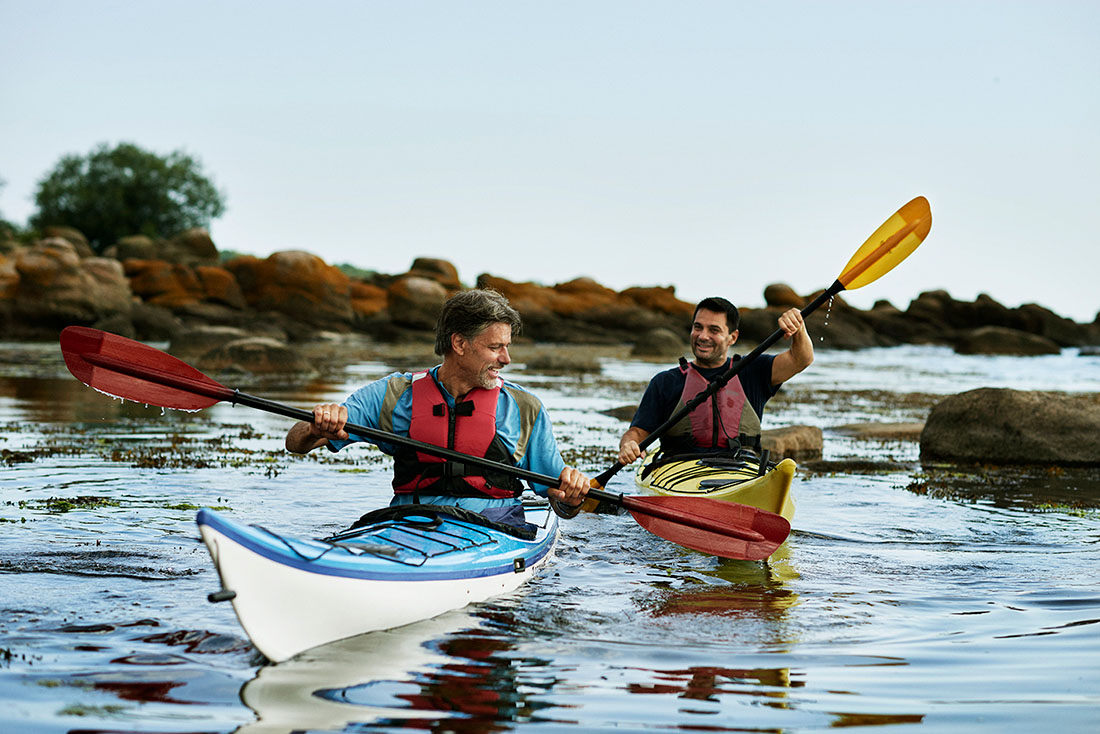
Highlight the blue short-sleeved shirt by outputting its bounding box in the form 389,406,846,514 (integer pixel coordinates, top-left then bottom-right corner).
328,366,566,512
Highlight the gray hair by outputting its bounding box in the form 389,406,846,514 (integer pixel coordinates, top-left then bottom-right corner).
435,288,522,356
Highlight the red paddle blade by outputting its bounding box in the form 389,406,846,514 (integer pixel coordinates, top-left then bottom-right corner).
622,495,790,561
60,326,231,411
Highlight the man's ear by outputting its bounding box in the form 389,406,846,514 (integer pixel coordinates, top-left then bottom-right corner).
730,329,739,345
450,333,467,356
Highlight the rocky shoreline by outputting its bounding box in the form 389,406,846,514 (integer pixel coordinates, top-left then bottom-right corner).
5,227,1099,470
2,227,1098,365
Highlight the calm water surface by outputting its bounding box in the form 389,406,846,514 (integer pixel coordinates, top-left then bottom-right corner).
1,342,1098,733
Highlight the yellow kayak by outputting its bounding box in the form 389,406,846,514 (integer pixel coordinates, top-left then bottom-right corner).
635,451,796,522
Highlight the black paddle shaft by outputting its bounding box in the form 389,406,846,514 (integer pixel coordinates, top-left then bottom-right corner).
235,390,631,506
594,278,845,487
237,391,766,534
230,390,567,489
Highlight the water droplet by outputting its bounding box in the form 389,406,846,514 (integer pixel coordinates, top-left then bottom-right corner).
818,297,835,342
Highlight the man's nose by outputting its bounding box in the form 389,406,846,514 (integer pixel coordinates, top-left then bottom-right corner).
499,348,511,365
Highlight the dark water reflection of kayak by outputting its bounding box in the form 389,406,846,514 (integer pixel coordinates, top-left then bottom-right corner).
1,344,1098,732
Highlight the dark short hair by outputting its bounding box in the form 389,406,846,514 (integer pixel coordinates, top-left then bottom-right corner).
693,296,740,332
435,288,522,356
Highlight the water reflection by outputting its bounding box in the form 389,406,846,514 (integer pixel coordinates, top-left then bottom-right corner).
645,548,801,630
0,376,123,423
0,368,362,428
237,611,532,733
626,665,797,703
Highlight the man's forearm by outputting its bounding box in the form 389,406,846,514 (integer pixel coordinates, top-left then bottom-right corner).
285,421,328,454
620,426,649,451
618,425,651,465
790,325,814,370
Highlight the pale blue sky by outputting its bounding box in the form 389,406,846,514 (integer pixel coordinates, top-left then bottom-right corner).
3,1,1098,322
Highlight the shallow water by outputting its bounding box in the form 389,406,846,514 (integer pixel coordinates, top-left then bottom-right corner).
1,343,1098,733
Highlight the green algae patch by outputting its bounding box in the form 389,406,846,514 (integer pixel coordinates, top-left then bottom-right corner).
162,502,202,511
1034,502,1099,518
1,449,36,465
22,496,121,513
5,420,385,479
159,501,232,511
58,703,127,717
905,464,1100,513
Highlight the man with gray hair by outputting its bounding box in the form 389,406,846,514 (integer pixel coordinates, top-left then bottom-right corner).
286,288,589,523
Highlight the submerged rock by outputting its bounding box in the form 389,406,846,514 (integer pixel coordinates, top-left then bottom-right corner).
600,405,638,422
761,425,823,461
169,325,251,359
197,337,314,375
523,351,601,372
631,327,685,357
920,388,1100,466
953,326,1061,355
833,422,926,441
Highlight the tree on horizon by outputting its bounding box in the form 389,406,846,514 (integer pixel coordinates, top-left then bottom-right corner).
31,142,226,252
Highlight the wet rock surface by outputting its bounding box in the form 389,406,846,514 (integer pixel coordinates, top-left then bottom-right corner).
920,388,1100,466
761,425,823,461
3,225,1099,353
954,326,1061,355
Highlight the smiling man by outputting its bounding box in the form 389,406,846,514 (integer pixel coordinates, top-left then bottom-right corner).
617,296,813,465
287,288,589,523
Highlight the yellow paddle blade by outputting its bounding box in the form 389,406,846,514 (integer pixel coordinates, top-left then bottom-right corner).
838,196,932,290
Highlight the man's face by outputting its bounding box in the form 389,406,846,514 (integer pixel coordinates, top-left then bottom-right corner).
454,322,512,391
690,308,737,367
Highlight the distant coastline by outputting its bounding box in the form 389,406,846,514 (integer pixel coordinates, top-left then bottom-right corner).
2,227,1097,359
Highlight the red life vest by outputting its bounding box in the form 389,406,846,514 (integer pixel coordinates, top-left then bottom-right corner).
391,371,522,499
665,357,762,452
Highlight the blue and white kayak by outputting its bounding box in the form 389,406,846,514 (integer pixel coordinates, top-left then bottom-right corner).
196,501,559,662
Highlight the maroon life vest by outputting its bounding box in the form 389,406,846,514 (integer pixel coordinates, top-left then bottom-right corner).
391,371,522,499
671,358,762,450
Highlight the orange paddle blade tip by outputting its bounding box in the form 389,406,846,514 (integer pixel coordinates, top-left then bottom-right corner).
838,196,931,290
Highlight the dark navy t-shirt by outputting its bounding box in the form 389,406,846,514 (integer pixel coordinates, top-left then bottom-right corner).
629,354,780,434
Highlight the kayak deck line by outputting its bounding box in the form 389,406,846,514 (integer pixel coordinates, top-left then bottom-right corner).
649,461,763,493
